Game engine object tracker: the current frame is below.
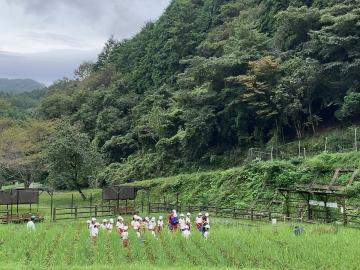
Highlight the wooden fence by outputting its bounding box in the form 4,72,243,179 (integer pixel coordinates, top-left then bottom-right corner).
148,202,283,222
52,205,138,221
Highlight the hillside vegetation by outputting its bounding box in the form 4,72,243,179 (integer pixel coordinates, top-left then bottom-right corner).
0,78,45,93
120,151,360,207
1,0,360,192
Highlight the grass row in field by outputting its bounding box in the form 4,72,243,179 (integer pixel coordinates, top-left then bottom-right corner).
0,220,359,269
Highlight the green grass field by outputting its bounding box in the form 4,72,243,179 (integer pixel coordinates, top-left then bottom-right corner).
0,219,359,270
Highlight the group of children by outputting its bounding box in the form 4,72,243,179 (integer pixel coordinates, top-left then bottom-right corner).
86,210,211,246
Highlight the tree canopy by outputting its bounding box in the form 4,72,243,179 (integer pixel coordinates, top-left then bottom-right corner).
16,0,360,184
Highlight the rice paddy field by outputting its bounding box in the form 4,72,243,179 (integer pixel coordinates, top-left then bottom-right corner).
0,219,359,270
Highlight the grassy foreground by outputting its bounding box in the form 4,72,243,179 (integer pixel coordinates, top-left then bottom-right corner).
0,220,358,270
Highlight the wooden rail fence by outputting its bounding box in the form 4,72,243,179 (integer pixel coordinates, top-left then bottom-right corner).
52,205,138,221
148,202,283,222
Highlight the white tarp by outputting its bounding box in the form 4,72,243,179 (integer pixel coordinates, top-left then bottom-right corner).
309,200,338,208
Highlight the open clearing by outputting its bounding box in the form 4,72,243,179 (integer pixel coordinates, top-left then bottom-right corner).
0,220,359,270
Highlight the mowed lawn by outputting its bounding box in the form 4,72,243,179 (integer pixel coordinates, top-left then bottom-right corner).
0,220,359,270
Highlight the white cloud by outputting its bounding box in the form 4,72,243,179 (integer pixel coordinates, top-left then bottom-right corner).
0,0,171,53
0,0,171,84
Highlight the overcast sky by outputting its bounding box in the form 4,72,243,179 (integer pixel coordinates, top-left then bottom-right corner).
0,0,171,85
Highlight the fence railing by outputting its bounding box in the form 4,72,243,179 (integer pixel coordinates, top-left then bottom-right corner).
148,202,283,222
52,204,139,221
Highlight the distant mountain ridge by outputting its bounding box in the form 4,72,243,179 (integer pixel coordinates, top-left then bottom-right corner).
0,78,45,93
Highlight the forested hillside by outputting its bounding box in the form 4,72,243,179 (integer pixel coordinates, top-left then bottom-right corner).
36,0,360,184
2,0,360,189
0,78,45,93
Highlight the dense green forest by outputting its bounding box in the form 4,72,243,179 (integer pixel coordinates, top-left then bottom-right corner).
0,78,45,93
1,0,360,192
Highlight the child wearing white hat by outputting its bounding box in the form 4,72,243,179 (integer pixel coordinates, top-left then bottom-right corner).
179,214,190,238
186,213,191,229
156,216,163,235
90,222,99,244
205,213,210,225
106,219,114,233
203,224,210,239
148,217,157,237
121,226,129,247
116,216,124,228
89,217,96,231
116,216,125,235
100,219,108,230
132,216,141,238
179,214,186,228
196,213,203,231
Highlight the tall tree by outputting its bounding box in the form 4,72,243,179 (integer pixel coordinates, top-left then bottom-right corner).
47,121,103,199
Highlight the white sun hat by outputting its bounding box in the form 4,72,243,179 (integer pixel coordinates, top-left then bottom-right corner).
151,217,156,221
205,224,210,229
180,214,185,217
145,217,150,221
159,216,163,220
109,219,114,224
118,216,123,220
86,220,91,224
198,213,202,216
187,213,191,216
103,219,107,223
205,213,209,217
91,217,96,222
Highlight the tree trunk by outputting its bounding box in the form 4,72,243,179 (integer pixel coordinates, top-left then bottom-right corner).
73,166,86,200
309,102,316,135
77,188,87,201
24,174,32,188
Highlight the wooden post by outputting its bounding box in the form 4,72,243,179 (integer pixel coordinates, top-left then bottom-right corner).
71,194,74,216
271,147,274,161
325,194,330,223
285,191,290,220
298,141,301,157
342,197,347,226
95,205,98,218
233,207,236,219
50,193,53,221
75,207,78,219
307,193,312,221
53,208,56,222
90,193,93,207
303,148,306,159
16,190,19,213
